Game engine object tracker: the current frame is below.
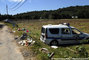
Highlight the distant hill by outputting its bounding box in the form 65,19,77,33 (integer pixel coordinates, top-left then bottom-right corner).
1,5,89,20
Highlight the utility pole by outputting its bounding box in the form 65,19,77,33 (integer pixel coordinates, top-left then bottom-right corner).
6,4,8,15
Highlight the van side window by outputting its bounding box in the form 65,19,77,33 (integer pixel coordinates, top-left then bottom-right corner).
49,28,59,34
62,28,70,34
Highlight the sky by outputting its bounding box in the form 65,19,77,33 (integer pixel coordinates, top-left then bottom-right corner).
0,0,89,15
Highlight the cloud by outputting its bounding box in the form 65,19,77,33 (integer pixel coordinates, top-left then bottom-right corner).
9,0,25,2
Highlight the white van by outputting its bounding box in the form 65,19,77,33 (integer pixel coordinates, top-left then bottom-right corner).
40,23,89,46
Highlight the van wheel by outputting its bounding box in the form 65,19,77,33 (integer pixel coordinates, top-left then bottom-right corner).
50,40,58,46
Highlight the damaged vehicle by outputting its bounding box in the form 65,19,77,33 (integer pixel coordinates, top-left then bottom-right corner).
40,23,89,46
4,19,18,27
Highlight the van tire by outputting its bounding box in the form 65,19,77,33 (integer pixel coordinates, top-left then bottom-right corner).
50,40,58,46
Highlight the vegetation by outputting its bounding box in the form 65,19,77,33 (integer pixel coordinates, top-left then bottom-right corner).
1,5,89,20
13,5,89,19
6,19,89,60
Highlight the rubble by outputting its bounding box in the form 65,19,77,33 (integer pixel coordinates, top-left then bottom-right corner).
18,38,35,46
22,28,26,31
18,28,22,31
39,48,49,53
14,36,19,40
47,52,54,58
13,30,16,33
39,48,55,59
51,46,58,49
20,33,27,40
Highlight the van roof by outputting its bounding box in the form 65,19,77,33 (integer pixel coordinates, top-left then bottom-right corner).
42,24,75,28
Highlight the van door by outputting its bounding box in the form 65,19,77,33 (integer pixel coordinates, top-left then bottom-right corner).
61,28,73,40
71,28,85,40
61,28,82,44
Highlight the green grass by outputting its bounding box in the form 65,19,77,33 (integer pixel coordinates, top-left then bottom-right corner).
6,19,89,60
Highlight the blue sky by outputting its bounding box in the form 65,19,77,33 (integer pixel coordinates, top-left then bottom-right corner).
0,0,89,15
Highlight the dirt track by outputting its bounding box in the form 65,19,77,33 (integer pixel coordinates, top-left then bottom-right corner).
0,24,24,60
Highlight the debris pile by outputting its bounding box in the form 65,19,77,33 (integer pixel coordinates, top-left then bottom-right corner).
51,46,58,49
76,46,88,57
14,26,35,46
17,33,35,46
11,23,57,59
39,48,54,59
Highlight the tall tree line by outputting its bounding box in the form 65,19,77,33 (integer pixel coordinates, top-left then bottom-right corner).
1,5,89,21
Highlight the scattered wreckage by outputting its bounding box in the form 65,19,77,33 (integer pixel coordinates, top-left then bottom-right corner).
15,33,35,46
14,27,35,46
4,19,18,27
39,48,54,58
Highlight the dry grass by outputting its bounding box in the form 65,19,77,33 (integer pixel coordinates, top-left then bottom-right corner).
10,19,89,60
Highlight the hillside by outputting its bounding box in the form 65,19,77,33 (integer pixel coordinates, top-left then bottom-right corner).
1,5,89,20
13,5,89,19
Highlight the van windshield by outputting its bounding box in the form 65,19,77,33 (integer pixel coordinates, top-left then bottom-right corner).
72,28,81,34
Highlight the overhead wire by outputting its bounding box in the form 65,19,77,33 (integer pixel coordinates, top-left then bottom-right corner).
12,0,28,11
11,0,23,9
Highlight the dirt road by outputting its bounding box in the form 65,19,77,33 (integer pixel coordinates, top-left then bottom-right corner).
0,24,24,60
